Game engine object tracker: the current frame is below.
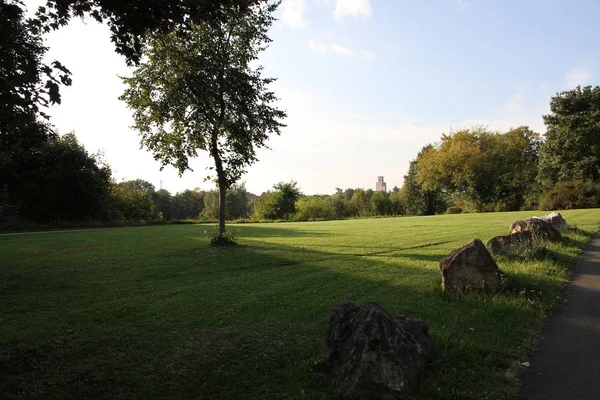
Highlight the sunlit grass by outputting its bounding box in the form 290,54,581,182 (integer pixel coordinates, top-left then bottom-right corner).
1,209,599,399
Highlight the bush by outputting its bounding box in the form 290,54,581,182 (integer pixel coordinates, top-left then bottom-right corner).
539,180,600,211
446,206,463,214
295,196,336,221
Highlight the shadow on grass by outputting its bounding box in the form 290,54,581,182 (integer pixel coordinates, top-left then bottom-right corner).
1,226,587,400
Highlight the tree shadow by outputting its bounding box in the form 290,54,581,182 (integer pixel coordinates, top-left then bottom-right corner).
0,228,566,400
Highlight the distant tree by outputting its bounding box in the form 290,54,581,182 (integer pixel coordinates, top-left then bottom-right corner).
1,132,111,222
538,86,600,189
417,127,539,212
401,145,442,215
121,1,285,239
272,181,301,219
225,183,249,219
172,190,204,220
370,191,393,216
152,189,173,220
252,181,301,221
120,179,156,193
351,189,372,217
107,182,156,222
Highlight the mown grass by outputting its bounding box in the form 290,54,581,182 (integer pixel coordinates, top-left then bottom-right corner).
1,209,599,399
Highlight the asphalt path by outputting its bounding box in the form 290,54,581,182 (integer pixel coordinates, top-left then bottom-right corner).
518,233,600,399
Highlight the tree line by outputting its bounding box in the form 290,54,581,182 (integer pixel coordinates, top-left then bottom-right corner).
2,0,600,230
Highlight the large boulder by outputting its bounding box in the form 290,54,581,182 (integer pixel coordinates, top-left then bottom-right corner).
321,302,434,398
532,212,568,230
486,231,533,256
509,218,561,242
439,239,502,292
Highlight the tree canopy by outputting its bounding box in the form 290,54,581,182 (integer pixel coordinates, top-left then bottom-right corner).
538,85,600,189
121,0,286,238
416,126,540,212
30,0,255,65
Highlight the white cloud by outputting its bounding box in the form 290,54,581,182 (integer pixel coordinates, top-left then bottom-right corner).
359,50,376,61
282,0,307,28
455,0,468,10
308,40,375,60
308,40,328,54
333,0,372,21
331,44,353,57
564,66,592,88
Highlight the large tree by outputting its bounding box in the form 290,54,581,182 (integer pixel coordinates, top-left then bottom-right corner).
121,0,285,238
538,85,600,189
0,0,71,146
416,126,540,212
31,0,255,65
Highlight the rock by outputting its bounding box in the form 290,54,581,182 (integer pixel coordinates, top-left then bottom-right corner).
321,302,434,398
532,212,568,230
509,218,561,242
486,231,533,256
439,239,502,292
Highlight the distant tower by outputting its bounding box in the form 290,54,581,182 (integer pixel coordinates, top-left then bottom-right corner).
376,176,387,192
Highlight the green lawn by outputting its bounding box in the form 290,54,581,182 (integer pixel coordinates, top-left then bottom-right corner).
2,210,600,399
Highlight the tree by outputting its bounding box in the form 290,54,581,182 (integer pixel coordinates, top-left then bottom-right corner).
31,0,255,65
416,127,540,212
1,132,112,222
152,189,173,220
0,0,71,148
172,190,204,219
401,145,444,215
538,86,600,189
121,1,286,239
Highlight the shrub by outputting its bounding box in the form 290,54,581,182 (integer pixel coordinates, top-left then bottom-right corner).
295,196,336,221
539,180,600,210
446,206,463,214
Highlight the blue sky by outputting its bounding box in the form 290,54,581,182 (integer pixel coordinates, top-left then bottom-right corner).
29,0,598,195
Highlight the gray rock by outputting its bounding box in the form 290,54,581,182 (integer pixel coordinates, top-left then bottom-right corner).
439,239,502,292
532,212,568,230
322,302,434,398
487,231,533,256
509,218,561,242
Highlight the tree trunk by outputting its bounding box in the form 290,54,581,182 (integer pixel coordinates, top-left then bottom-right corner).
211,142,226,236
218,173,226,235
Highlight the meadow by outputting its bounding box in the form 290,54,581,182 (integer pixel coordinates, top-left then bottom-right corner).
2,210,600,399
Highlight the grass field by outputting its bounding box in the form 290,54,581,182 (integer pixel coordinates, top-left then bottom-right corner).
2,210,600,399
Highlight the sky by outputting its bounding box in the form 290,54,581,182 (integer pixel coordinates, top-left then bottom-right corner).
27,0,599,195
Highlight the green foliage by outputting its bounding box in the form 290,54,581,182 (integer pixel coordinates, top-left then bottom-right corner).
446,206,463,214
252,181,301,220
152,189,173,220
31,0,249,65
538,86,600,189
206,227,239,246
1,132,111,222
370,191,394,216
120,1,285,235
417,126,540,212
295,196,336,221
107,180,156,222
171,189,204,220
539,180,600,210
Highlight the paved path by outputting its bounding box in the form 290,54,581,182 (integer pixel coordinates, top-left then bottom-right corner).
518,233,600,400
0,228,108,237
